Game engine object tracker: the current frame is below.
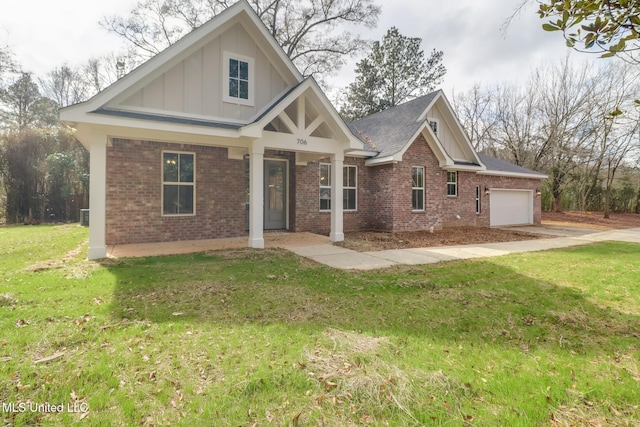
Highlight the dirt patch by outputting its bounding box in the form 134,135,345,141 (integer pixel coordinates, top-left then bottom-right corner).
542,211,640,230
336,227,550,252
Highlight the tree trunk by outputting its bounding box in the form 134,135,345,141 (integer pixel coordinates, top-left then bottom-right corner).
604,186,611,219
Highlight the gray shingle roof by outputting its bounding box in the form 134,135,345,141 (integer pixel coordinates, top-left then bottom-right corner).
477,153,546,177
347,91,439,158
91,108,242,129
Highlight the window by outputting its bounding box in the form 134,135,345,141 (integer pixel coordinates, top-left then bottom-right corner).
319,163,358,211
343,165,357,211
319,163,331,211
229,58,249,100
429,119,439,136
163,152,195,215
475,185,481,214
447,171,457,196
412,167,425,211
223,52,254,105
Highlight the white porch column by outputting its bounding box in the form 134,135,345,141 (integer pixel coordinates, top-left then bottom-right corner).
88,133,108,260
248,142,265,248
330,153,344,242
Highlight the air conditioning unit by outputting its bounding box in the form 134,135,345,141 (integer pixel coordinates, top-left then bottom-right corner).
80,209,89,226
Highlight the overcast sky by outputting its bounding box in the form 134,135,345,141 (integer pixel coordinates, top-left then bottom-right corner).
0,0,578,97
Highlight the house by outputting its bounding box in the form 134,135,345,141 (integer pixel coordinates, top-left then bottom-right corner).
60,0,546,260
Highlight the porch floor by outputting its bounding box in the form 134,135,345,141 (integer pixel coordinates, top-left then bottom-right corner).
106,232,330,258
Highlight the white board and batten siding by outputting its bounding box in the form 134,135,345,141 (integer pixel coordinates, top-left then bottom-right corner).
489,189,533,227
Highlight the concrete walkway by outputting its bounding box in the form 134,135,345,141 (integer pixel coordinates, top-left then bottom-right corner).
108,226,640,271
287,226,640,270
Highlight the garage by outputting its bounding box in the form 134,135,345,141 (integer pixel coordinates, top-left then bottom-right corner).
489,189,533,226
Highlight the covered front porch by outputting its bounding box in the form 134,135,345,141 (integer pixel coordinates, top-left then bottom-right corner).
75,80,367,260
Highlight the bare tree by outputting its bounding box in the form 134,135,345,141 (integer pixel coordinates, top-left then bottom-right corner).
452,84,499,151
39,65,91,108
101,0,380,84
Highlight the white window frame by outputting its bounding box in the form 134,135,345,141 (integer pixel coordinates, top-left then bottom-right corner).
475,185,481,214
319,163,331,211
162,151,196,216
223,52,255,106
447,171,458,197
343,165,357,212
319,163,358,212
412,166,425,211
428,118,439,137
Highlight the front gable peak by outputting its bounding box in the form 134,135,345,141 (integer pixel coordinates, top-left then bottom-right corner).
61,0,303,132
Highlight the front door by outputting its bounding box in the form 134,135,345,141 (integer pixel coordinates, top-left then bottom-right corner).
264,160,287,230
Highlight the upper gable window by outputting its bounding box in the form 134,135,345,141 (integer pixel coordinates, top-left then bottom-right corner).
429,119,439,136
223,52,254,106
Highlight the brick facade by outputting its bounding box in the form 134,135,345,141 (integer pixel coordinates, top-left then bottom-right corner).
105,139,246,245
104,136,542,246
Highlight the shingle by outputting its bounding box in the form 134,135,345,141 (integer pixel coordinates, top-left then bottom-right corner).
477,153,546,176
347,91,439,158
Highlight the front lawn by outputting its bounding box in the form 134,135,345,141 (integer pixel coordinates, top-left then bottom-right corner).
1,225,639,426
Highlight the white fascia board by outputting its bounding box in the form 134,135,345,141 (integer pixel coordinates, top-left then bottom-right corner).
477,170,548,179
365,155,399,166
67,114,244,145
442,164,484,172
345,149,378,158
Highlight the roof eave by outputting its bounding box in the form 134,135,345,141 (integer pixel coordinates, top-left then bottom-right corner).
477,170,548,179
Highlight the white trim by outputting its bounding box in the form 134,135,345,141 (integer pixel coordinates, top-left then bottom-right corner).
343,164,358,212
319,163,358,212
223,51,255,106
319,162,332,212
161,150,196,217
447,171,458,197
87,133,108,260
329,155,344,242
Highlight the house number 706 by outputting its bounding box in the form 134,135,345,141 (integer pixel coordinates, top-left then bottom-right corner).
297,138,308,145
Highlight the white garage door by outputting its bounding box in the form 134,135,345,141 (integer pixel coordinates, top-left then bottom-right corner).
490,189,533,226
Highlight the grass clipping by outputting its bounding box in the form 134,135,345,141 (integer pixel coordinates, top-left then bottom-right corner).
300,329,458,424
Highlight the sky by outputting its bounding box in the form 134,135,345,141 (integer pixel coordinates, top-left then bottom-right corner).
0,0,578,98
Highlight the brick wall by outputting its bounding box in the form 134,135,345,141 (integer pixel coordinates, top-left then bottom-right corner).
106,137,543,245
293,157,371,235
106,139,246,245
355,134,543,231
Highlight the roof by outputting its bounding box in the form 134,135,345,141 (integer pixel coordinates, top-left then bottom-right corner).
477,153,547,179
348,92,439,158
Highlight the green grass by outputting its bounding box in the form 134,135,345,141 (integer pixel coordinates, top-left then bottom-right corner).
1,225,639,426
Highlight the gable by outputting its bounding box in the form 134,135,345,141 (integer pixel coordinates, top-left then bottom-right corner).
112,23,297,124
61,1,303,134
426,102,470,162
